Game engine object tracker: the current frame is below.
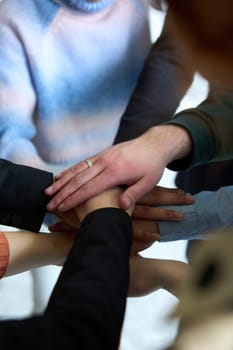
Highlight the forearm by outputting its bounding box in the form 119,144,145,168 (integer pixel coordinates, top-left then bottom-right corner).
3,231,73,277
46,208,132,349
146,124,193,166
114,11,194,143
129,256,189,299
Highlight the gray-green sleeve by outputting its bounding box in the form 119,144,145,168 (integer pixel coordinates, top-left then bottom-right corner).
165,91,233,171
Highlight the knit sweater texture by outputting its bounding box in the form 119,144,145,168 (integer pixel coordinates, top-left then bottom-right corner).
0,0,151,170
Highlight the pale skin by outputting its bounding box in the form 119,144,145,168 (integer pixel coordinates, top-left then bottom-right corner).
0,187,189,298
3,230,74,277
45,124,192,211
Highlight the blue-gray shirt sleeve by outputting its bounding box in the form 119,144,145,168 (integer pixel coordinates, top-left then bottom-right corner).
159,185,233,242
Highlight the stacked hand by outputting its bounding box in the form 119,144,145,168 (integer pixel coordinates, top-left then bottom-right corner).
50,185,192,298
51,185,194,255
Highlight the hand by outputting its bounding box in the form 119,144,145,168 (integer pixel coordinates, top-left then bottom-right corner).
50,185,194,255
130,186,194,254
128,255,190,298
50,187,133,232
46,125,192,212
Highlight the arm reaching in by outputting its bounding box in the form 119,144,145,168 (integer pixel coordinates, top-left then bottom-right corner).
0,230,74,278
129,256,190,299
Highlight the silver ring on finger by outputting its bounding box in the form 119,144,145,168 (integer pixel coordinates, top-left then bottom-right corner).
85,159,93,168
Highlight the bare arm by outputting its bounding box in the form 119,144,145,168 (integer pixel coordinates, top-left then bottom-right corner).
0,230,74,278
129,256,190,298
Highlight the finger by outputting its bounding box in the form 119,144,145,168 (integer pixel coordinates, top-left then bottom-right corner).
55,160,89,180
47,162,107,211
46,157,99,198
132,219,160,241
132,205,184,221
55,169,120,211
138,186,194,206
55,155,98,180
120,177,153,210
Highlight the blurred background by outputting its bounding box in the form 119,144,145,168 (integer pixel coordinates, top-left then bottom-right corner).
0,7,209,350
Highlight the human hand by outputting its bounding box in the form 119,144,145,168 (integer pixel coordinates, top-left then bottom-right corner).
51,187,133,229
128,255,190,298
46,125,192,212
130,186,194,254
50,185,194,254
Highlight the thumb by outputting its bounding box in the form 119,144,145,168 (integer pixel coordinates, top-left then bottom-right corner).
120,179,152,210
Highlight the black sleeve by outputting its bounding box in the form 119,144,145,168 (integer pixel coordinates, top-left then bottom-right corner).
0,159,53,232
114,11,194,144
0,208,132,350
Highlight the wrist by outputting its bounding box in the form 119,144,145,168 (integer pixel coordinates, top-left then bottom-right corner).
49,233,74,266
149,125,193,165
76,187,122,222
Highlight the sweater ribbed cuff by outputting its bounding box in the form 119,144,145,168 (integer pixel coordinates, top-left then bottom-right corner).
0,232,9,279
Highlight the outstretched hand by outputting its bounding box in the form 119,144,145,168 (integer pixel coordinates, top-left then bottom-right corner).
46,125,191,212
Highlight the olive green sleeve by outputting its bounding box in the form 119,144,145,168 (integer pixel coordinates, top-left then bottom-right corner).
165,91,233,170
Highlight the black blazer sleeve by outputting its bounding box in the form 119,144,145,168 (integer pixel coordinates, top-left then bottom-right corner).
0,208,132,350
0,159,53,232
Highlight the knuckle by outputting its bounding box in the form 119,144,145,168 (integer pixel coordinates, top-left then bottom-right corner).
71,174,85,189
71,163,82,173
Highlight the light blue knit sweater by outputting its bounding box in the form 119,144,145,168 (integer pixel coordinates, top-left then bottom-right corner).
0,0,151,170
